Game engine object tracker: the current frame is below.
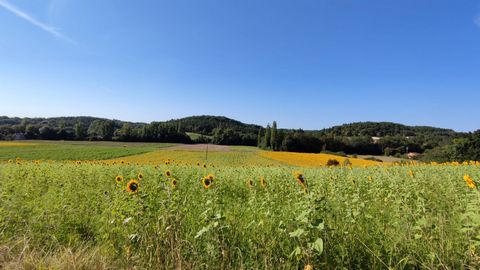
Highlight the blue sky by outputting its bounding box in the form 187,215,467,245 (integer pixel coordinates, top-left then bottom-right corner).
0,0,479,131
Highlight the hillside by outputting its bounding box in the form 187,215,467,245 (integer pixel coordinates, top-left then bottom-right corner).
166,115,261,135
315,122,456,137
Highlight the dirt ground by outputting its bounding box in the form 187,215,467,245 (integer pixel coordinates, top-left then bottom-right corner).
165,144,231,152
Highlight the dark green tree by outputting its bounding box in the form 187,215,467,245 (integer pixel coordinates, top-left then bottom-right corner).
74,121,86,140
271,121,278,151
264,124,271,149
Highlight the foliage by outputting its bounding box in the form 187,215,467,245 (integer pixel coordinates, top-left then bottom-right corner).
1,159,480,269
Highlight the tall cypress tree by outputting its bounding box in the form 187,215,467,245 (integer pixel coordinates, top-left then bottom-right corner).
257,128,263,147
264,124,271,149
271,121,277,151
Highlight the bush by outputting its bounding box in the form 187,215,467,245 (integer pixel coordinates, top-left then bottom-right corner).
327,159,340,166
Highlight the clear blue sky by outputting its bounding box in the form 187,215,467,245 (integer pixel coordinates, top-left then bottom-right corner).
0,0,479,131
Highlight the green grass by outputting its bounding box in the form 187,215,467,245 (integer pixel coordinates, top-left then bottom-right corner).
1,161,479,269
0,141,175,161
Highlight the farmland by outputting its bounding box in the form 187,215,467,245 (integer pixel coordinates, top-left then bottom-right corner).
0,141,479,269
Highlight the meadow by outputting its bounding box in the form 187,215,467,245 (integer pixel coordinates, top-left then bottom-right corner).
0,141,479,269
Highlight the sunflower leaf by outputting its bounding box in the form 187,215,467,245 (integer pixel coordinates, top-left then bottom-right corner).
289,228,305,238
195,226,210,239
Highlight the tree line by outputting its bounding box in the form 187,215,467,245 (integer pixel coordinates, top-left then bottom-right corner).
1,116,478,162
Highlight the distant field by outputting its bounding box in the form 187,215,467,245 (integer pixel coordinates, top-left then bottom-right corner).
0,141,174,161
108,144,282,167
186,132,212,140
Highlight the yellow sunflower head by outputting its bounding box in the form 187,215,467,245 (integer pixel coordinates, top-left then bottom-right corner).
126,179,139,193
247,179,254,188
260,176,266,187
203,163,207,168
464,174,476,189
137,173,144,180
165,170,172,178
171,178,177,189
115,175,124,184
294,171,306,186
206,174,214,181
202,177,212,189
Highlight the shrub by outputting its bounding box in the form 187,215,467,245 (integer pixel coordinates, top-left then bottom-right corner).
326,159,340,166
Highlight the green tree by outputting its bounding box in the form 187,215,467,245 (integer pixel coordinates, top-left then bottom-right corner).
271,121,278,151
264,124,271,149
257,128,264,147
74,121,86,140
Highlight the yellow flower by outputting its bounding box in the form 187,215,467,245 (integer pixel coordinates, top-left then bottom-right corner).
260,176,267,187
368,176,373,181
408,170,415,178
115,175,124,184
202,177,212,189
165,170,172,178
294,171,306,187
171,178,177,189
206,174,214,182
127,179,139,193
464,175,476,189
247,179,254,188
137,173,144,180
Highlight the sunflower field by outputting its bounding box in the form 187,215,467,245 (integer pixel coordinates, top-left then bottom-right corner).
0,144,480,269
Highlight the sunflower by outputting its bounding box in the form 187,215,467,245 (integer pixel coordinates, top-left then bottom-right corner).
294,172,306,187
206,174,214,182
303,187,309,195
165,170,172,178
464,175,476,189
137,173,144,180
196,162,201,166
408,170,415,178
120,160,125,164
368,176,373,181
202,177,212,189
115,175,124,184
203,163,207,169
304,264,313,270
127,179,139,193
247,179,254,188
260,176,267,187
171,178,177,189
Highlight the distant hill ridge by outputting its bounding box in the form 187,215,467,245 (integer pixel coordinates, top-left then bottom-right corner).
0,115,458,136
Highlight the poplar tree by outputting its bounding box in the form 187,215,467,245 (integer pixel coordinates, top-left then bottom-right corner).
271,121,277,151
257,128,263,147
264,124,271,149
